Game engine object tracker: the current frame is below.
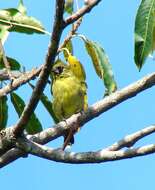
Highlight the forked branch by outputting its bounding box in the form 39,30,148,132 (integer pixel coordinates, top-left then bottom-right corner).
1,124,155,167
1,72,155,167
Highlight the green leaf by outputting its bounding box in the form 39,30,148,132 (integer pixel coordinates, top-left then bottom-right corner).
18,0,27,15
28,82,58,123
93,42,117,95
40,94,59,123
0,8,47,34
63,40,73,61
134,0,155,70
10,92,43,134
65,0,74,14
84,39,117,95
0,96,8,130
85,39,102,78
0,25,9,44
152,24,155,51
0,56,21,70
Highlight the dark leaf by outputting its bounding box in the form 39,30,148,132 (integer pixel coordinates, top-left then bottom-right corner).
0,96,8,130
0,56,21,70
134,0,155,70
40,94,59,123
10,92,42,134
29,83,58,123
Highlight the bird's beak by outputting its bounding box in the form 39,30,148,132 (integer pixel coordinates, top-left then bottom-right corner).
52,67,59,74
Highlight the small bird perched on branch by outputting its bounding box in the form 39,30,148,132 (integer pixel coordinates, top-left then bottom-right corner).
51,59,87,150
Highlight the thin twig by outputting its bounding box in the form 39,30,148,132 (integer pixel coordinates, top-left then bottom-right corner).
64,0,102,26
0,66,42,97
58,17,83,52
75,0,79,10
0,40,12,80
105,125,155,151
0,70,22,81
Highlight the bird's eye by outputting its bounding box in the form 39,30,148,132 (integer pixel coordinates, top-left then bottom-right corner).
52,66,64,75
57,66,64,74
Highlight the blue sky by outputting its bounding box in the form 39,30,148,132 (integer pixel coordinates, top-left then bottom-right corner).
1,0,155,189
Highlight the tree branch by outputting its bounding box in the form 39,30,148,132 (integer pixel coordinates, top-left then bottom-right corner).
1,72,155,167
0,40,12,79
12,0,65,137
0,70,24,80
15,137,155,164
58,17,83,51
105,125,155,151
26,125,155,164
0,67,42,97
2,141,155,167
0,148,25,168
33,143,155,164
30,72,155,145
1,122,155,168
18,124,155,164
64,0,102,27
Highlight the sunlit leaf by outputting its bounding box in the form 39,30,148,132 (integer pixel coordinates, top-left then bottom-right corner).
93,42,117,95
84,38,117,95
152,23,155,51
0,25,9,44
134,0,155,70
65,0,74,15
85,39,102,78
10,92,43,134
17,0,27,15
0,96,8,130
0,8,47,34
63,40,73,61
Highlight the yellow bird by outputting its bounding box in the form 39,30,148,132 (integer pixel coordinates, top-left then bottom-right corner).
51,60,88,150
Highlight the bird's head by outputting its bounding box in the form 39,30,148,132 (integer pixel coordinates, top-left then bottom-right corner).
51,59,70,80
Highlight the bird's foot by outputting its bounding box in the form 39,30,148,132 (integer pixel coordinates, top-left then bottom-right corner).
62,128,74,151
